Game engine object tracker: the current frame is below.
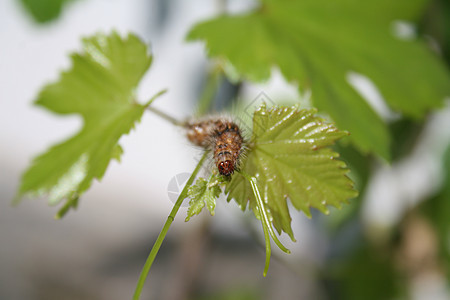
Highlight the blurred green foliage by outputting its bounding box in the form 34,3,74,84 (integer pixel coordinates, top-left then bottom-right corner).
327,241,402,300
194,288,261,300
19,0,75,23
188,0,450,160
420,0,450,64
422,144,450,281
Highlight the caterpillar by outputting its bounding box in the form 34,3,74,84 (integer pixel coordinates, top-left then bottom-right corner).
185,118,244,176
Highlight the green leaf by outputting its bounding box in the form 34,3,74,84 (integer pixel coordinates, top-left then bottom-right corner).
15,32,154,216
186,175,222,222
187,0,450,160
226,104,358,239
19,0,75,23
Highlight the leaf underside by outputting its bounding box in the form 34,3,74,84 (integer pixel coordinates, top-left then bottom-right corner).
16,32,153,216
226,104,358,240
187,0,450,160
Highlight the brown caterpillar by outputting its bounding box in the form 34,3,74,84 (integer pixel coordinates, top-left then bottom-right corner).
186,118,244,176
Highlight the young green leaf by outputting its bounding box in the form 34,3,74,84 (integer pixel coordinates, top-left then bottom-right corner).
15,32,155,217
187,0,450,160
185,174,222,222
226,104,358,240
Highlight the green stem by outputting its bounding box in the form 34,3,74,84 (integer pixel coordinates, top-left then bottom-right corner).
239,171,291,276
132,152,208,300
259,201,272,277
146,105,184,127
144,89,186,127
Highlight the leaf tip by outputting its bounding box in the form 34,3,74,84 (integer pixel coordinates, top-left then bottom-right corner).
303,208,312,219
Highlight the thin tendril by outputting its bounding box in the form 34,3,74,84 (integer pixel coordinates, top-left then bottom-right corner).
239,171,291,276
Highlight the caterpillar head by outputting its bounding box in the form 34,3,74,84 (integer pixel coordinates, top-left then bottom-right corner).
218,160,234,176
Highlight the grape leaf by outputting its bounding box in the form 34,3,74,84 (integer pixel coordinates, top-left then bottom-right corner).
225,104,358,239
15,32,154,217
185,175,222,222
187,0,450,160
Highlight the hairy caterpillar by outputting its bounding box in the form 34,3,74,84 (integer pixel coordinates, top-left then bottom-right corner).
186,118,244,176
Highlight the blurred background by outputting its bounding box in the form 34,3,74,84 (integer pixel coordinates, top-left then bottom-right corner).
1,0,449,299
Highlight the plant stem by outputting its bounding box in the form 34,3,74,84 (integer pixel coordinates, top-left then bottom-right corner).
132,152,209,300
147,106,184,127
246,174,272,276
239,171,291,276
144,89,185,127
259,203,272,277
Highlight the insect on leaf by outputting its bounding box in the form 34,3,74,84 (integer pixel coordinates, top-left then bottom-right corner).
15,31,157,217
226,104,358,240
